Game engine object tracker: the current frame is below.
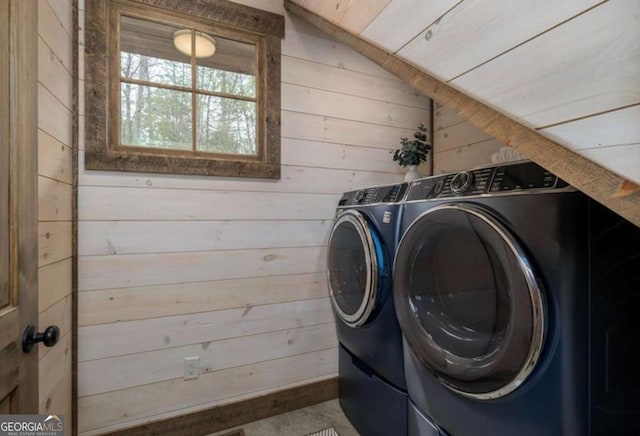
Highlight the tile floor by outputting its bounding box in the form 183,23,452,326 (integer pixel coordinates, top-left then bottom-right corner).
207,399,360,436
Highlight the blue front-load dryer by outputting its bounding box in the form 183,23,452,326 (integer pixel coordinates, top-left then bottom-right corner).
393,161,640,436
327,183,409,436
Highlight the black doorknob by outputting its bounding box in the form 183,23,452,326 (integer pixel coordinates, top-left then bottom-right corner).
22,325,60,353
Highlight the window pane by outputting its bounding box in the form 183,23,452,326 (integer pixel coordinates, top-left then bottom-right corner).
120,15,192,88
196,35,256,98
196,95,256,155
121,52,191,88
121,83,192,150
197,67,256,98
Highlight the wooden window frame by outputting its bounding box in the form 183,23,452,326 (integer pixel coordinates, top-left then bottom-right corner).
85,0,284,179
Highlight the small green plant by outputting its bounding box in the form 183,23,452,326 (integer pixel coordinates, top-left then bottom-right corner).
391,123,431,167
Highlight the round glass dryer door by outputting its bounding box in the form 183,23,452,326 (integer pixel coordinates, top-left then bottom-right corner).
327,210,385,327
394,204,546,400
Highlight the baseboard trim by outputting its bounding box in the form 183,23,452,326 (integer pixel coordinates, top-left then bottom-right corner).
103,377,338,436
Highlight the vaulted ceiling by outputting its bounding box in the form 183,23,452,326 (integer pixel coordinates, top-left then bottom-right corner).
286,0,640,226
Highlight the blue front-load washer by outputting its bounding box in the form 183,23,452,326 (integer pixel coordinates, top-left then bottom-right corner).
327,183,409,436
393,161,640,436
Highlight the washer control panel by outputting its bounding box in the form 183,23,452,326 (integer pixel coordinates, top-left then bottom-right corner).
339,183,408,206
406,161,569,201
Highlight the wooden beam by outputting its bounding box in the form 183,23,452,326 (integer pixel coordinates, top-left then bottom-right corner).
284,0,640,228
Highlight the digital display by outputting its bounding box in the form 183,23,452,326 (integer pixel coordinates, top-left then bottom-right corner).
490,162,557,192
502,165,546,189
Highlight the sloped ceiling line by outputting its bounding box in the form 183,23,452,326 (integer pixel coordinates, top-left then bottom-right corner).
284,0,640,228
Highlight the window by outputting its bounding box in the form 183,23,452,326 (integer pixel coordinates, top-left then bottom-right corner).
85,0,284,178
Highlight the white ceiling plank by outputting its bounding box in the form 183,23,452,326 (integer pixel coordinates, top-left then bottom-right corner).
291,0,390,33
361,0,461,53
289,0,324,12
450,0,640,127
397,0,603,81
540,105,640,151
577,144,640,185
334,0,391,34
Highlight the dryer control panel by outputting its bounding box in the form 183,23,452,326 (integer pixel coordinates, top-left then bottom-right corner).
406,161,570,201
338,183,408,206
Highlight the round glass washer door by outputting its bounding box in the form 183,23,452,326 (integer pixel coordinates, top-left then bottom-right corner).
327,210,385,327
393,204,546,400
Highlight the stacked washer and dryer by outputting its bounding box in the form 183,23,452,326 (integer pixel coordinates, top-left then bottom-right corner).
329,160,640,436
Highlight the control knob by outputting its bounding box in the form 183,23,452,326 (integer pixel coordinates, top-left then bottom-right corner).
450,171,474,194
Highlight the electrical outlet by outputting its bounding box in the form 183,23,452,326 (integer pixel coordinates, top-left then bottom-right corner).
184,357,199,380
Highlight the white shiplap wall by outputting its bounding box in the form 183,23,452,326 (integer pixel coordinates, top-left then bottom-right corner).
76,0,431,433
38,0,74,421
433,103,506,173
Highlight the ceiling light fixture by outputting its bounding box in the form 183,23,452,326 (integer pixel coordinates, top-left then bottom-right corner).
173,29,216,58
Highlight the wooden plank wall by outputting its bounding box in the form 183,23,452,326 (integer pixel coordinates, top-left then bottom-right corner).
76,0,431,433
37,0,74,423
433,103,506,174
